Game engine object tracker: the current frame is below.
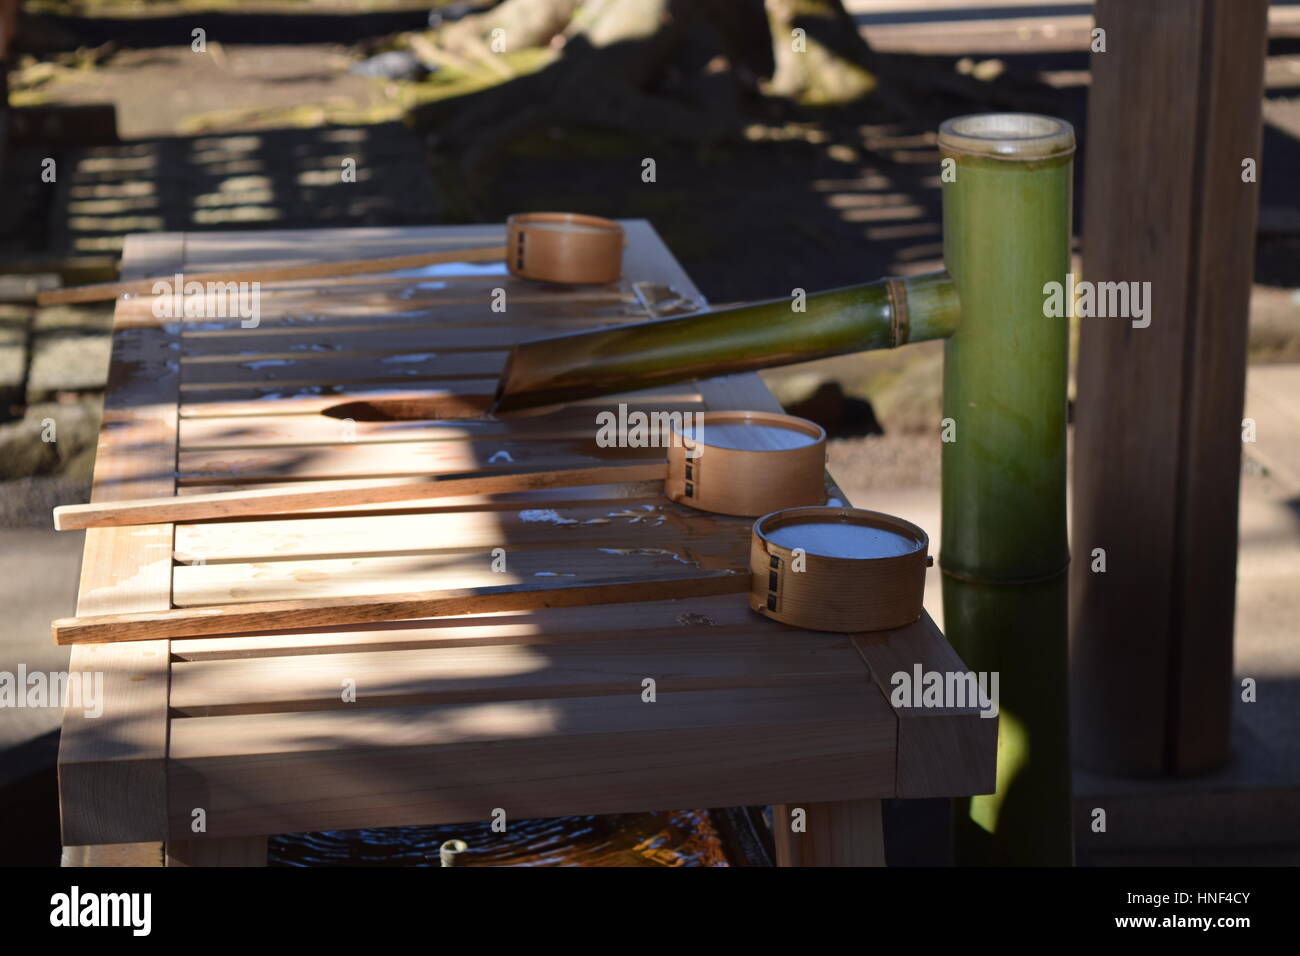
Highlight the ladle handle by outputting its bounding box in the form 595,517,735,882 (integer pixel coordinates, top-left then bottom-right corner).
53,461,668,530
51,569,750,644
35,245,508,305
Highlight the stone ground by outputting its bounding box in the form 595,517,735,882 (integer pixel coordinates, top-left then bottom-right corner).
2,0,1299,864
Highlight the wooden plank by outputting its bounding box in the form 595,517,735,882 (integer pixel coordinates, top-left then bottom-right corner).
175,403,705,449
57,232,183,849
181,290,639,333
54,570,753,644
172,498,741,563
179,350,508,390
56,461,668,529
166,684,895,839
175,437,662,484
169,631,864,716
179,296,634,335
177,378,698,419
166,836,266,867
174,478,668,519
177,412,575,448
180,320,636,358
176,381,699,420
178,378,500,418
249,271,521,286
853,615,998,798
772,800,885,867
170,594,778,661
1071,0,1268,775
170,547,745,606
177,223,510,268
325,383,702,422
234,273,611,291
170,281,628,306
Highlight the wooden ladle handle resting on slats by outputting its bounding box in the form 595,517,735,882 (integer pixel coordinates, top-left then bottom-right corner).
52,462,669,530
36,211,626,305
50,570,751,645
35,245,508,306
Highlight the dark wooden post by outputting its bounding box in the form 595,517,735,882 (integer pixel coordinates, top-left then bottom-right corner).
1071,0,1268,776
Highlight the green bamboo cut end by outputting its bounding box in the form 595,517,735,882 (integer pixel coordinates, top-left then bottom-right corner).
938,113,1075,161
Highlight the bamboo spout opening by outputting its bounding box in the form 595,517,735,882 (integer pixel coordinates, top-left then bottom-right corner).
938,113,1075,159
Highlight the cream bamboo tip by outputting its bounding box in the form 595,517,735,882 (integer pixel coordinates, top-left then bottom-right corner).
937,113,1076,159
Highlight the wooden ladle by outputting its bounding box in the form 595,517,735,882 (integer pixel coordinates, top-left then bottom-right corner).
52,411,824,530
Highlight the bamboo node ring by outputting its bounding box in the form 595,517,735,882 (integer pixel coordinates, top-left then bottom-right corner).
886,277,911,346
938,558,1072,586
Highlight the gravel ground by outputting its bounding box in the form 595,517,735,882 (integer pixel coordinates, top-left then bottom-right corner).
828,432,941,489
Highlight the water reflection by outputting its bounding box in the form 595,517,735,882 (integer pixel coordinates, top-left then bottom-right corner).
271,810,740,867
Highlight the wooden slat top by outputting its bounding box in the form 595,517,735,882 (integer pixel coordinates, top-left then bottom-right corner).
59,220,995,845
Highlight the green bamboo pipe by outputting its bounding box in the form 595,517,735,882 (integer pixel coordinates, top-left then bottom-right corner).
493,271,958,412
937,113,1074,865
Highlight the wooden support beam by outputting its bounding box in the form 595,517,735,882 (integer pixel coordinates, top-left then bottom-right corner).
62,843,165,867
772,800,885,866
1071,0,1268,775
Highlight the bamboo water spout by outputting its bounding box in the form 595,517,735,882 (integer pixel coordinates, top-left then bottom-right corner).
493,271,959,413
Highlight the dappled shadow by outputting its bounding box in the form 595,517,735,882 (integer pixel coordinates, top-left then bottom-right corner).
31,123,440,258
